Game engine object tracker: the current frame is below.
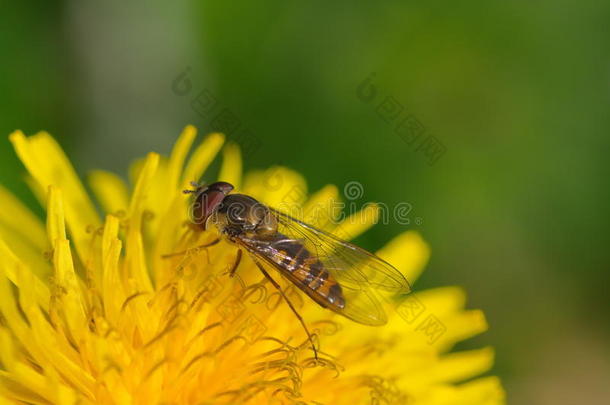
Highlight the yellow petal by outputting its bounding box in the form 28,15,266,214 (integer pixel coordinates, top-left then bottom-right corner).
0,270,51,379
127,152,160,220
302,184,341,230
167,125,197,194
455,376,505,404
101,215,124,324
181,132,224,186
432,347,495,383
0,184,46,251
331,203,379,241
0,329,17,372
217,142,242,190
9,131,101,263
411,286,467,316
46,186,66,245
0,370,51,405
126,152,158,292
0,222,50,281
0,180,51,279
0,237,50,306
24,174,46,206
376,231,430,282
53,239,87,337
45,187,87,333
88,170,130,215
101,214,120,261
436,310,489,351
243,166,308,211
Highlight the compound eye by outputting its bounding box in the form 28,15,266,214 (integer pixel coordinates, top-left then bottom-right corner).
212,181,234,194
191,190,226,229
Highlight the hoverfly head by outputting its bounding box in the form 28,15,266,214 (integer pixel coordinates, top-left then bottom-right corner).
186,181,234,230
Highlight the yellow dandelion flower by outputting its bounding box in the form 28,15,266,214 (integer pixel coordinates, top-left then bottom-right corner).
0,126,505,404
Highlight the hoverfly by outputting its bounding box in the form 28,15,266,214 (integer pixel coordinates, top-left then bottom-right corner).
181,181,411,357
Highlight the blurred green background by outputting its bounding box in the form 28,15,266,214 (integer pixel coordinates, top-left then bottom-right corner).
1,1,609,403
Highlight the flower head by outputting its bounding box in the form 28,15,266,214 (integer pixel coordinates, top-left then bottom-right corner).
0,126,504,404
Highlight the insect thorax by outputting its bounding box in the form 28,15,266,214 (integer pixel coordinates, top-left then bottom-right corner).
211,194,278,238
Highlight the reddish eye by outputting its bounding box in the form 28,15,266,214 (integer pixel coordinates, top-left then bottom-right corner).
188,182,234,229
213,181,234,195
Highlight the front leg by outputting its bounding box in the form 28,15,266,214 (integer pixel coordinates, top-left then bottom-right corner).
226,249,242,278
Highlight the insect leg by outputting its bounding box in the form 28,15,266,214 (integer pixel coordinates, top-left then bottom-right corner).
224,249,242,278
250,255,319,360
161,238,221,259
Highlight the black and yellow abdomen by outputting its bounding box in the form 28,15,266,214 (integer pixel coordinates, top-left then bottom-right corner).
265,236,346,309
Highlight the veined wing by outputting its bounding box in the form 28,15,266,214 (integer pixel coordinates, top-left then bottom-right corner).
267,207,411,294
235,234,390,326
232,207,411,326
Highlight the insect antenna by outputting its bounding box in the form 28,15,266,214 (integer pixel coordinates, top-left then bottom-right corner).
250,255,319,360
183,181,206,194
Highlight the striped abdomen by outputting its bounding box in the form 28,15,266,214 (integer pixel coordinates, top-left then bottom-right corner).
265,236,345,309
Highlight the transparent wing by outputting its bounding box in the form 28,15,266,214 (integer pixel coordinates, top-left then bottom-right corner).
268,207,411,294
333,282,389,325
235,236,389,325
233,207,411,325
